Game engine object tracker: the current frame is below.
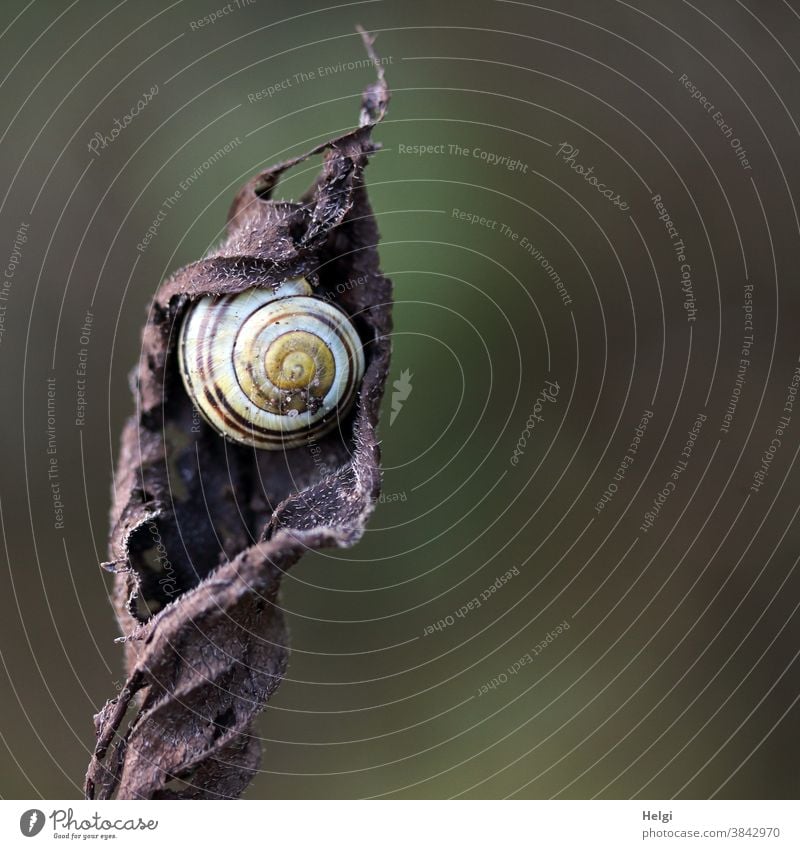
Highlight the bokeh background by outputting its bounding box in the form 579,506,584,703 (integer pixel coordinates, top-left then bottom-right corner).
1,0,800,799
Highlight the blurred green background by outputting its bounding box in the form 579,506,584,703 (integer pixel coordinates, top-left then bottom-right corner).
1,0,800,799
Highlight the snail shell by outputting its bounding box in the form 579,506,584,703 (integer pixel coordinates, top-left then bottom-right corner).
178,278,365,450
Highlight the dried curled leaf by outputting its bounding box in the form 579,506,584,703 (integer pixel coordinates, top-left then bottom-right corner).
86,31,391,800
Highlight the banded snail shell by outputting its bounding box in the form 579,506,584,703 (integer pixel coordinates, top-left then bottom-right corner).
178,278,365,450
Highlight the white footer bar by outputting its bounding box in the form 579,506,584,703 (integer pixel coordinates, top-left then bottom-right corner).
1,799,796,848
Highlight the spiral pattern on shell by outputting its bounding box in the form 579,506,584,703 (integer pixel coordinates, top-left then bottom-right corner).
178,278,365,449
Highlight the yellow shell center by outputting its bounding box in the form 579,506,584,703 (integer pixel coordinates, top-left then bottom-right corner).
264,330,335,395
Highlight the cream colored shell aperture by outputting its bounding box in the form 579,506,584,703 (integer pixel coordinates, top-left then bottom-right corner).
178,278,365,450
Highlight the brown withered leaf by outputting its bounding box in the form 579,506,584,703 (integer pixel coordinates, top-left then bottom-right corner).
85,29,391,800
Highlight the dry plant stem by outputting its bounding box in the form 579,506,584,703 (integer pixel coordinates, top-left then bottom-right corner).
85,29,391,800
